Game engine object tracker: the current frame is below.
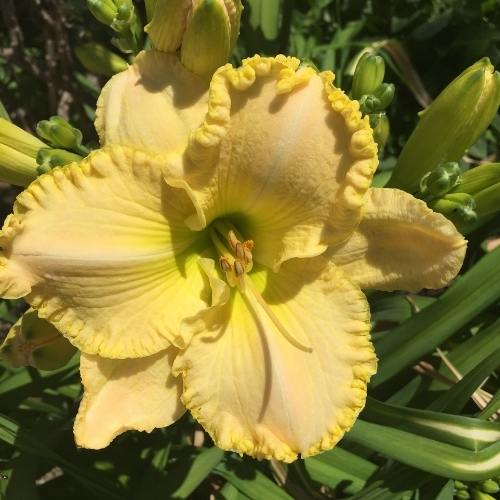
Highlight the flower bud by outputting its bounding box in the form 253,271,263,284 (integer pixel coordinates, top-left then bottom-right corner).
75,42,129,77
36,116,88,155
420,162,461,198
0,117,46,158
370,113,390,150
359,83,395,114
451,163,500,195
0,118,47,186
36,148,83,175
351,53,385,100
146,0,243,77
430,193,477,226
389,58,500,192
455,490,471,500
1,309,76,371
87,0,118,26
472,490,495,500
480,479,500,494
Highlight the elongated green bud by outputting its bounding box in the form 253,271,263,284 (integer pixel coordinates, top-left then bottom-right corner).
480,479,500,494
451,163,500,195
473,182,500,218
351,53,385,100
456,490,471,500
87,0,118,26
389,58,500,192
0,118,46,157
472,490,495,500
0,144,38,186
0,118,47,186
454,480,468,491
146,0,243,77
430,193,477,226
370,113,390,150
36,148,83,175
75,42,128,77
1,309,76,371
420,162,461,198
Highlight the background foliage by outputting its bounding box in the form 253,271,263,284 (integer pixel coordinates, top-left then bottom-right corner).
0,1,499,499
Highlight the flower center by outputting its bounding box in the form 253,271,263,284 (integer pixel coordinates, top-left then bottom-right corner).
209,219,254,290
208,219,312,353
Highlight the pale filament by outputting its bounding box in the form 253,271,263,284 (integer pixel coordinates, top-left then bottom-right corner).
218,229,312,353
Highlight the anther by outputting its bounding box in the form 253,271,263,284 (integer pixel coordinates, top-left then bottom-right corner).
220,257,231,273
235,242,245,261
228,230,239,252
234,260,245,276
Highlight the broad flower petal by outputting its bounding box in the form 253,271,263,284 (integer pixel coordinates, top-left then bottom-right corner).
0,146,208,358
167,55,378,270
174,257,376,462
96,50,208,157
329,188,467,291
75,348,184,449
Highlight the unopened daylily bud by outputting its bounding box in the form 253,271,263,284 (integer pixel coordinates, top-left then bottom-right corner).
0,118,47,186
480,479,500,494
389,58,500,192
87,0,118,26
1,309,76,371
359,83,395,114
473,182,500,218
370,113,390,150
36,116,88,155
36,148,83,175
146,0,243,77
430,192,477,226
456,490,471,500
75,42,129,77
451,163,500,195
472,490,495,500
454,480,468,491
351,53,385,100
420,162,461,198
0,117,46,157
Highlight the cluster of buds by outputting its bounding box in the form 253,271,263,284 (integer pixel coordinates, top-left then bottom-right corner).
35,116,88,174
75,42,129,77
86,0,143,53
351,52,395,151
389,57,500,192
1,309,76,371
454,477,500,499
422,162,500,232
146,0,243,77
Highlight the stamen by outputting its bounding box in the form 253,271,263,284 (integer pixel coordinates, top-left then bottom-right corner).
220,257,231,273
235,242,245,261
234,260,245,276
228,230,239,252
244,277,313,353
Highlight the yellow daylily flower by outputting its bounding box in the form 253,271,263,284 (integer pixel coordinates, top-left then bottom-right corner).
0,52,466,461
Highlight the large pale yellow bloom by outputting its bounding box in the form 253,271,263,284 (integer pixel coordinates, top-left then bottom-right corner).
0,50,466,461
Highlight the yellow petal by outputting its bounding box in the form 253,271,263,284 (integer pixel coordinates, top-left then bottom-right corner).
75,348,184,449
95,50,208,158
174,257,376,462
329,188,467,292
167,55,378,270
0,146,209,358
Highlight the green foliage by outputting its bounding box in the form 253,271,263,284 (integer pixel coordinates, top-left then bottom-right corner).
0,0,499,498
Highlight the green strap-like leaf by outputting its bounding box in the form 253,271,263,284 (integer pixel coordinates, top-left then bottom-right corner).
374,249,500,386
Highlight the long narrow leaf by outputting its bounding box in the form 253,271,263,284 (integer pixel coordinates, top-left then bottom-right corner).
346,419,500,481
374,249,500,386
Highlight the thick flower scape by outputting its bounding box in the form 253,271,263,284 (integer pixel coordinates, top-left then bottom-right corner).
0,50,466,462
